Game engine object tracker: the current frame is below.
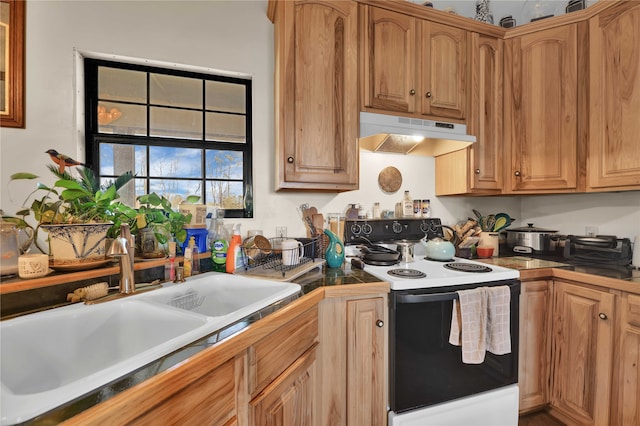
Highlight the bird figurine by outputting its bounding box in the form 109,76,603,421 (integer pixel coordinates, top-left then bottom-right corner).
45,149,85,174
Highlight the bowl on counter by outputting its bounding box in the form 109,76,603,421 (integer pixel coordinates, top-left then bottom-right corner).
476,246,495,258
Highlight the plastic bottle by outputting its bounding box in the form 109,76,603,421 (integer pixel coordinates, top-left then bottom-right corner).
165,241,177,281
183,239,193,278
226,224,242,273
402,190,413,218
188,236,199,275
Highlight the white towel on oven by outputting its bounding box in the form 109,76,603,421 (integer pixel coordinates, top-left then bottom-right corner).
449,286,511,364
449,287,487,364
485,285,511,355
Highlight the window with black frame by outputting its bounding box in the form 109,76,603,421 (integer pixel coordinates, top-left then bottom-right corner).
83,58,253,218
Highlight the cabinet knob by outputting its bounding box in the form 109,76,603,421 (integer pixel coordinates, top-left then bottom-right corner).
425,91,432,98
514,171,521,177
409,89,416,95
599,313,608,320
287,156,294,164
376,320,384,328
475,169,481,174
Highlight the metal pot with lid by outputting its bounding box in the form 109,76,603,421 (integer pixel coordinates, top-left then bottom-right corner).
505,223,558,254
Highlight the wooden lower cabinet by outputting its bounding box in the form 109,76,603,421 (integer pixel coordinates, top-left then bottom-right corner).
318,294,387,426
130,357,238,425
550,280,615,425
611,292,640,425
250,345,318,426
518,279,552,414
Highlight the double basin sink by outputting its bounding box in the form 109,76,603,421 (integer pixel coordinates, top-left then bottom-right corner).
0,273,301,425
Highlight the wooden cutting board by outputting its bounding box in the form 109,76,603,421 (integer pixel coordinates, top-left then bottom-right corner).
378,166,402,193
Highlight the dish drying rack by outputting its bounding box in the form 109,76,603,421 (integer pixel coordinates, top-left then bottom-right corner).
240,236,326,279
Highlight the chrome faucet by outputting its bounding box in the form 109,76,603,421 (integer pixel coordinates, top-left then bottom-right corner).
108,223,136,294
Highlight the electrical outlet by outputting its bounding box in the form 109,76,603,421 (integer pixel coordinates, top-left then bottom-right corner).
276,226,287,238
585,226,598,237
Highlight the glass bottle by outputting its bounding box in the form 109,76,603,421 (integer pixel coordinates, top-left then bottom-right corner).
402,190,413,218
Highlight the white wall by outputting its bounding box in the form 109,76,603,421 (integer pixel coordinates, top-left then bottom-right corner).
1,0,638,249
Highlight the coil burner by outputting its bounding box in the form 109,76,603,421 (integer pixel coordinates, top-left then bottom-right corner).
387,268,427,279
444,263,492,273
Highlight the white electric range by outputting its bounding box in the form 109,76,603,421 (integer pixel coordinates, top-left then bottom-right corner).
346,218,521,426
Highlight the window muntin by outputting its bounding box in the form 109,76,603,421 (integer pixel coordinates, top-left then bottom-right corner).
85,58,253,218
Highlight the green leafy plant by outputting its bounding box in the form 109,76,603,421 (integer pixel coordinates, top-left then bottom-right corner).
110,193,199,245
10,165,134,251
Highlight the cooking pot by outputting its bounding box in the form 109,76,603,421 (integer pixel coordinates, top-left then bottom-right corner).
395,241,414,263
425,225,457,261
505,223,558,254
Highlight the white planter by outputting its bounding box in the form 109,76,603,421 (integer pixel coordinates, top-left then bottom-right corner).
42,223,112,266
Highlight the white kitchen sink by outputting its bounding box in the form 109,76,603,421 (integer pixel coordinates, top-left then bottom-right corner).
138,272,301,321
0,272,301,425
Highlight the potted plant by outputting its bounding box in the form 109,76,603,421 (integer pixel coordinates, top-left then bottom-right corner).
110,193,198,258
10,163,134,268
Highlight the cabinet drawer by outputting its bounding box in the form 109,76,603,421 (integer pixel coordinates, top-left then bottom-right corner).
131,358,236,425
626,294,640,327
249,306,318,396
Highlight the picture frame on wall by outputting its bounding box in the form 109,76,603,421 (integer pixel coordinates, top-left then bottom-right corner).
1,0,25,129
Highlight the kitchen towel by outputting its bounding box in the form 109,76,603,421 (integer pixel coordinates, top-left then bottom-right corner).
449,287,487,364
485,285,511,355
449,286,511,364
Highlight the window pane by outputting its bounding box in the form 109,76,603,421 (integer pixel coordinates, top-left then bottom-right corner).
205,181,243,210
98,102,146,135
99,144,147,177
206,150,243,180
150,107,202,139
206,81,245,113
98,67,146,103
150,74,202,109
149,146,202,178
148,179,203,206
205,112,245,143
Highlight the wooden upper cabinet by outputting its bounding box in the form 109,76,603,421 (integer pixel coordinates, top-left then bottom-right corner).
504,24,580,193
435,33,502,196
272,0,359,191
588,2,640,191
361,6,467,121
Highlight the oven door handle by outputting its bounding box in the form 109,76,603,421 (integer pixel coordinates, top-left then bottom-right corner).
396,292,459,304
396,282,520,304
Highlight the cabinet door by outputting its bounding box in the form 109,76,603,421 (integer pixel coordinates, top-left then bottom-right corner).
504,25,578,192
519,280,552,414
469,32,502,191
551,281,615,425
361,6,417,113
611,293,640,425
588,2,640,191
130,358,236,425
274,0,358,190
420,22,467,120
251,345,317,426
346,297,386,426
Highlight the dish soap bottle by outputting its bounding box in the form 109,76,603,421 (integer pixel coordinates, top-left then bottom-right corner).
183,239,193,278
226,224,242,273
188,236,199,275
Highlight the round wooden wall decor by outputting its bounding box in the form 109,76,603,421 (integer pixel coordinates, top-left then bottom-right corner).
378,166,402,193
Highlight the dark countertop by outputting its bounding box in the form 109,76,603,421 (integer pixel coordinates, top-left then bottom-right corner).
476,255,640,284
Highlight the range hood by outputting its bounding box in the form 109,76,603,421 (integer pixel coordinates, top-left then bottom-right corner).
359,111,476,156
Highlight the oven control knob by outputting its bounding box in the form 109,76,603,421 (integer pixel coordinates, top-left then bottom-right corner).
376,320,384,328
350,223,362,235
392,222,403,234
362,223,372,235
